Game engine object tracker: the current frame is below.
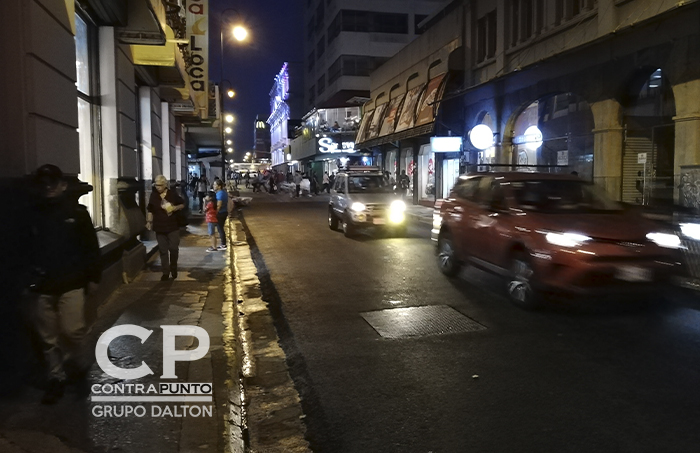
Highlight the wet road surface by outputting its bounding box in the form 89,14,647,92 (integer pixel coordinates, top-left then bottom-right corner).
241,194,700,453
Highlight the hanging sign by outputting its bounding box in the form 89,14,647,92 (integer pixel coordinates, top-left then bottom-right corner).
186,0,209,119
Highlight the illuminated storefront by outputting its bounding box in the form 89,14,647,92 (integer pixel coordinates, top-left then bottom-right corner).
288,107,366,177
356,71,450,205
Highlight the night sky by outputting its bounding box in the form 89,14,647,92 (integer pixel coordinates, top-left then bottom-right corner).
209,0,304,162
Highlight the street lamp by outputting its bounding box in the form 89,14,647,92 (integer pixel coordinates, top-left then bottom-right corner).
218,8,249,181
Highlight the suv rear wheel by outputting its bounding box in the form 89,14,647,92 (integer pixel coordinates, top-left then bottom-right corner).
507,252,541,310
437,231,460,277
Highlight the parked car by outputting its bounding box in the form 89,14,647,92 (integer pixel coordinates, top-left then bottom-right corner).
435,172,685,309
328,166,407,237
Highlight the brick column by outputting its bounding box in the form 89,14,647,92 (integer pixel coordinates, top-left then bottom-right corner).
590,99,624,200
673,79,700,204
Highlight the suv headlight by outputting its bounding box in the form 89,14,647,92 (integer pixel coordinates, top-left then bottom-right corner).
680,223,700,241
646,232,683,249
545,232,591,248
351,202,366,212
390,200,406,212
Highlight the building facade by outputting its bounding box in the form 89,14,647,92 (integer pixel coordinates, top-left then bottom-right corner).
253,114,272,161
1,0,209,320
303,0,448,111
269,62,304,170
356,0,700,209
288,106,364,177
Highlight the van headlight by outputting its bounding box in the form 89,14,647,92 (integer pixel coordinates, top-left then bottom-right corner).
390,200,406,212
388,200,406,224
646,232,683,249
545,232,591,248
351,202,366,212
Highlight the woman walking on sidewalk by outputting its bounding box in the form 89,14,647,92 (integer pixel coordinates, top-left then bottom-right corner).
147,175,185,281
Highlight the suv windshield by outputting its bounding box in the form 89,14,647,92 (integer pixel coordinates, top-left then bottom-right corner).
511,179,622,213
347,175,393,193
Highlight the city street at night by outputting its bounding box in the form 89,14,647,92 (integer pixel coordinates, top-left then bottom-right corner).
5,1,700,452
239,190,700,453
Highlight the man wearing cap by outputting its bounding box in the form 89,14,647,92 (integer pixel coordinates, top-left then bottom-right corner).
28,164,101,404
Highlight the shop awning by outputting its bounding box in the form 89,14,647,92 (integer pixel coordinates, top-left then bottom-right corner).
131,26,177,67
117,0,167,45
64,0,75,34
132,25,190,102
355,73,448,150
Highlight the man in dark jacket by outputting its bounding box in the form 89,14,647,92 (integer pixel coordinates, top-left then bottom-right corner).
28,164,101,404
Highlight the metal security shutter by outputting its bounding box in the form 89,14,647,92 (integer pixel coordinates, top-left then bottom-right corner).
621,136,653,204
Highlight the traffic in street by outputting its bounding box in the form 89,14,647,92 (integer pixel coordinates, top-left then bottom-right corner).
240,189,700,453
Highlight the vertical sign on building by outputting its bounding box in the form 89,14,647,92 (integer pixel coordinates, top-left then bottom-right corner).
186,0,209,119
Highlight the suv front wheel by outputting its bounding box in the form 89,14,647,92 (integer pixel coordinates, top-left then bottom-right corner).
437,231,460,277
342,213,356,237
507,252,541,310
328,207,339,230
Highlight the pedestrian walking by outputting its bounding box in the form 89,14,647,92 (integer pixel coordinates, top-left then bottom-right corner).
269,173,276,194
398,170,410,197
147,175,185,281
189,175,198,208
197,176,208,213
310,172,319,195
293,171,303,198
385,171,395,186
214,180,228,250
322,172,330,193
204,192,219,252
27,164,101,404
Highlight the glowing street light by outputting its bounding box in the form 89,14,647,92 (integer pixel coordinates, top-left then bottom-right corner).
219,10,249,181
232,25,248,42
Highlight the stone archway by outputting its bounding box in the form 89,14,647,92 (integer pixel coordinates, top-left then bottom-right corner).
621,68,676,206
510,93,595,180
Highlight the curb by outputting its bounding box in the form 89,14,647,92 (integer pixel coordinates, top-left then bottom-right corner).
225,219,247,453
226,215,310,453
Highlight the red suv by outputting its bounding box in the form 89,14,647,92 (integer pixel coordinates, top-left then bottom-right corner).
435,173,684,309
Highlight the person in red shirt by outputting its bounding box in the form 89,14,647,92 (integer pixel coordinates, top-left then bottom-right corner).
204,191,219,252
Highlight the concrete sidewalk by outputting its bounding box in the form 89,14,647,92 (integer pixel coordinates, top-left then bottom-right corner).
0,215,308,453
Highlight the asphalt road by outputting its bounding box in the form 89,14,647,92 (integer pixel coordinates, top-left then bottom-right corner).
241,195,700,453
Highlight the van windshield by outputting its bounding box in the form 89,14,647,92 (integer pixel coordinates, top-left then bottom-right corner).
347,175,393,193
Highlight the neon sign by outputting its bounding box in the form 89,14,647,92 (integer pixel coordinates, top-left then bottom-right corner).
319,137,356,153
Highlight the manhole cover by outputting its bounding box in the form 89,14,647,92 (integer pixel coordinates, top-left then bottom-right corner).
360,305,486,339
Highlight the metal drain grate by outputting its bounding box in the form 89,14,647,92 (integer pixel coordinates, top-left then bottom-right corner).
360,305,486,339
